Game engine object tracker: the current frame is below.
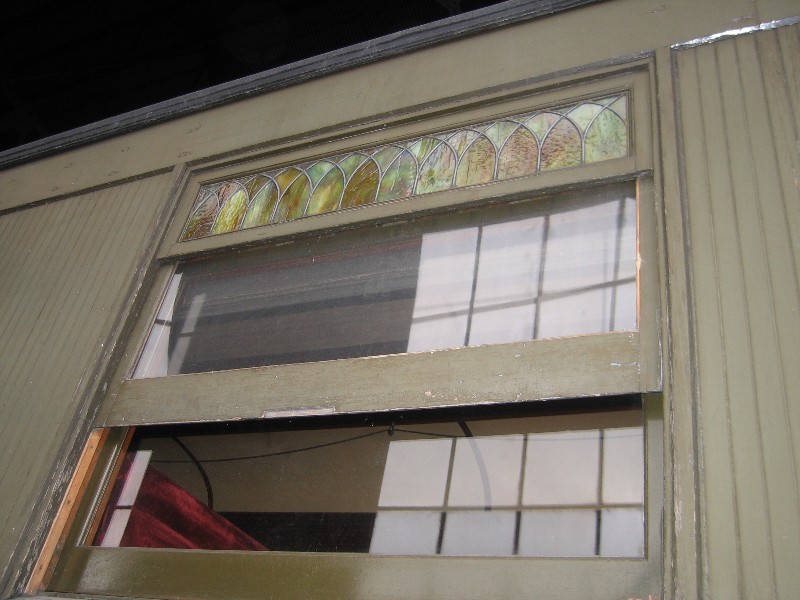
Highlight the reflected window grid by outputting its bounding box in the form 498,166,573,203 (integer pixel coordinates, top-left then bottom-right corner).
371,426,644,557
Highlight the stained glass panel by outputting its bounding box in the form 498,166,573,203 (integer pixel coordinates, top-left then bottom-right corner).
180,94,629,241
341,159,379,209
306,168,344,215
377,150,416,202
416,143,456,194
242,181,278,229
212,188,248,234
455,135,495,186
273,175,311,223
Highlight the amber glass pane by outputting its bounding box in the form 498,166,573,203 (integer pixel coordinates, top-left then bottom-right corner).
273,175,311,223
377,150,416,202
242,181,278,229
338,153,369,179
584,109,627,163
498,127,539,179
540,118,582,171
341,159,379,208
307,167,345,215
455,135,496,186
244,175,269,197
181,191,220,241
273,168,302,196
416,143,456,194
212,188,248,234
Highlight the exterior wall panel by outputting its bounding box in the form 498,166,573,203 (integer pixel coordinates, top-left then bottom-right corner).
0,173,174,593
674,23,800,599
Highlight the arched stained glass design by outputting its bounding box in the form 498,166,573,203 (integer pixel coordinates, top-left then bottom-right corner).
180,93,629,241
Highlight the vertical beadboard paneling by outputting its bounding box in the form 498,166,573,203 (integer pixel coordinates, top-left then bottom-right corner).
0,173,173,592
675,23,800,599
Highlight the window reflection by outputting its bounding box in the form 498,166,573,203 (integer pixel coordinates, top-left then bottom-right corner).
134,182,636,378
93,400,645,558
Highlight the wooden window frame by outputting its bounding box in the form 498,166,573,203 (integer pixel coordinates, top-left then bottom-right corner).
43,66,665,600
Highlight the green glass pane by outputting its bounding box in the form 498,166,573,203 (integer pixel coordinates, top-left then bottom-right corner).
447,130,479,158
584,109,628,163
306,161,337,186
416,142,456,194
273,175,311,223
341,159,379,209
609,95,627,122
455,135,496,187
338,153,369,179
212,187,248,234
540,118,582,171
377,150,416,202
306,167,345,215
274,168,303,196
181,190,220,241
408,137,439,163
498,127,539,179
526,112,560,140
372,146,403,171
484,120,518,147
242,180,278,229
244,175,269,197
566,103,603,134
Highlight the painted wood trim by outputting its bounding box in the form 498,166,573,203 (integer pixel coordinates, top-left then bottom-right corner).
23,430,108,594
105,332,648,426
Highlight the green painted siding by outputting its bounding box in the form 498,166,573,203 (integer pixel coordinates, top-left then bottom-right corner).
0,173,174,594
673,23,800,598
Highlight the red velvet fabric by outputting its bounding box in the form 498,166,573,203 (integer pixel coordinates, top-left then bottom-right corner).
100,459,266,551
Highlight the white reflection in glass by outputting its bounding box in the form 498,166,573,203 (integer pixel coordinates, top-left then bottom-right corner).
440,511,517,556
602,427,644,504
600,508,644,557
524,430,600,505
132,274,182,379
377,438,452,507
468,218,543,346
518,509,597,557
406,227,478,352
369,511,441,555
448,435,524,507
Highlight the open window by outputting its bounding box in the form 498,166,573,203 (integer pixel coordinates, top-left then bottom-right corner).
43,68,663,599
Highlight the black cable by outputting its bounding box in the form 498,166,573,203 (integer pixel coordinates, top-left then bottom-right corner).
171,436,214,509
152,426,467,465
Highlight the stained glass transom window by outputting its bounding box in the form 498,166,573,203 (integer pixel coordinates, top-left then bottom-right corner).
180,94,628,241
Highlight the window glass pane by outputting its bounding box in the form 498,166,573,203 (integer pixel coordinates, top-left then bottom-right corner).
91,398,644,557
136,182,636,377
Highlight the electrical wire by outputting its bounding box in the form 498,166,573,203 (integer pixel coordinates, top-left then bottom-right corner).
152,426,466,464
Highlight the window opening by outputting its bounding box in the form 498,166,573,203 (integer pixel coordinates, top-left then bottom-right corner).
92,397,644,558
